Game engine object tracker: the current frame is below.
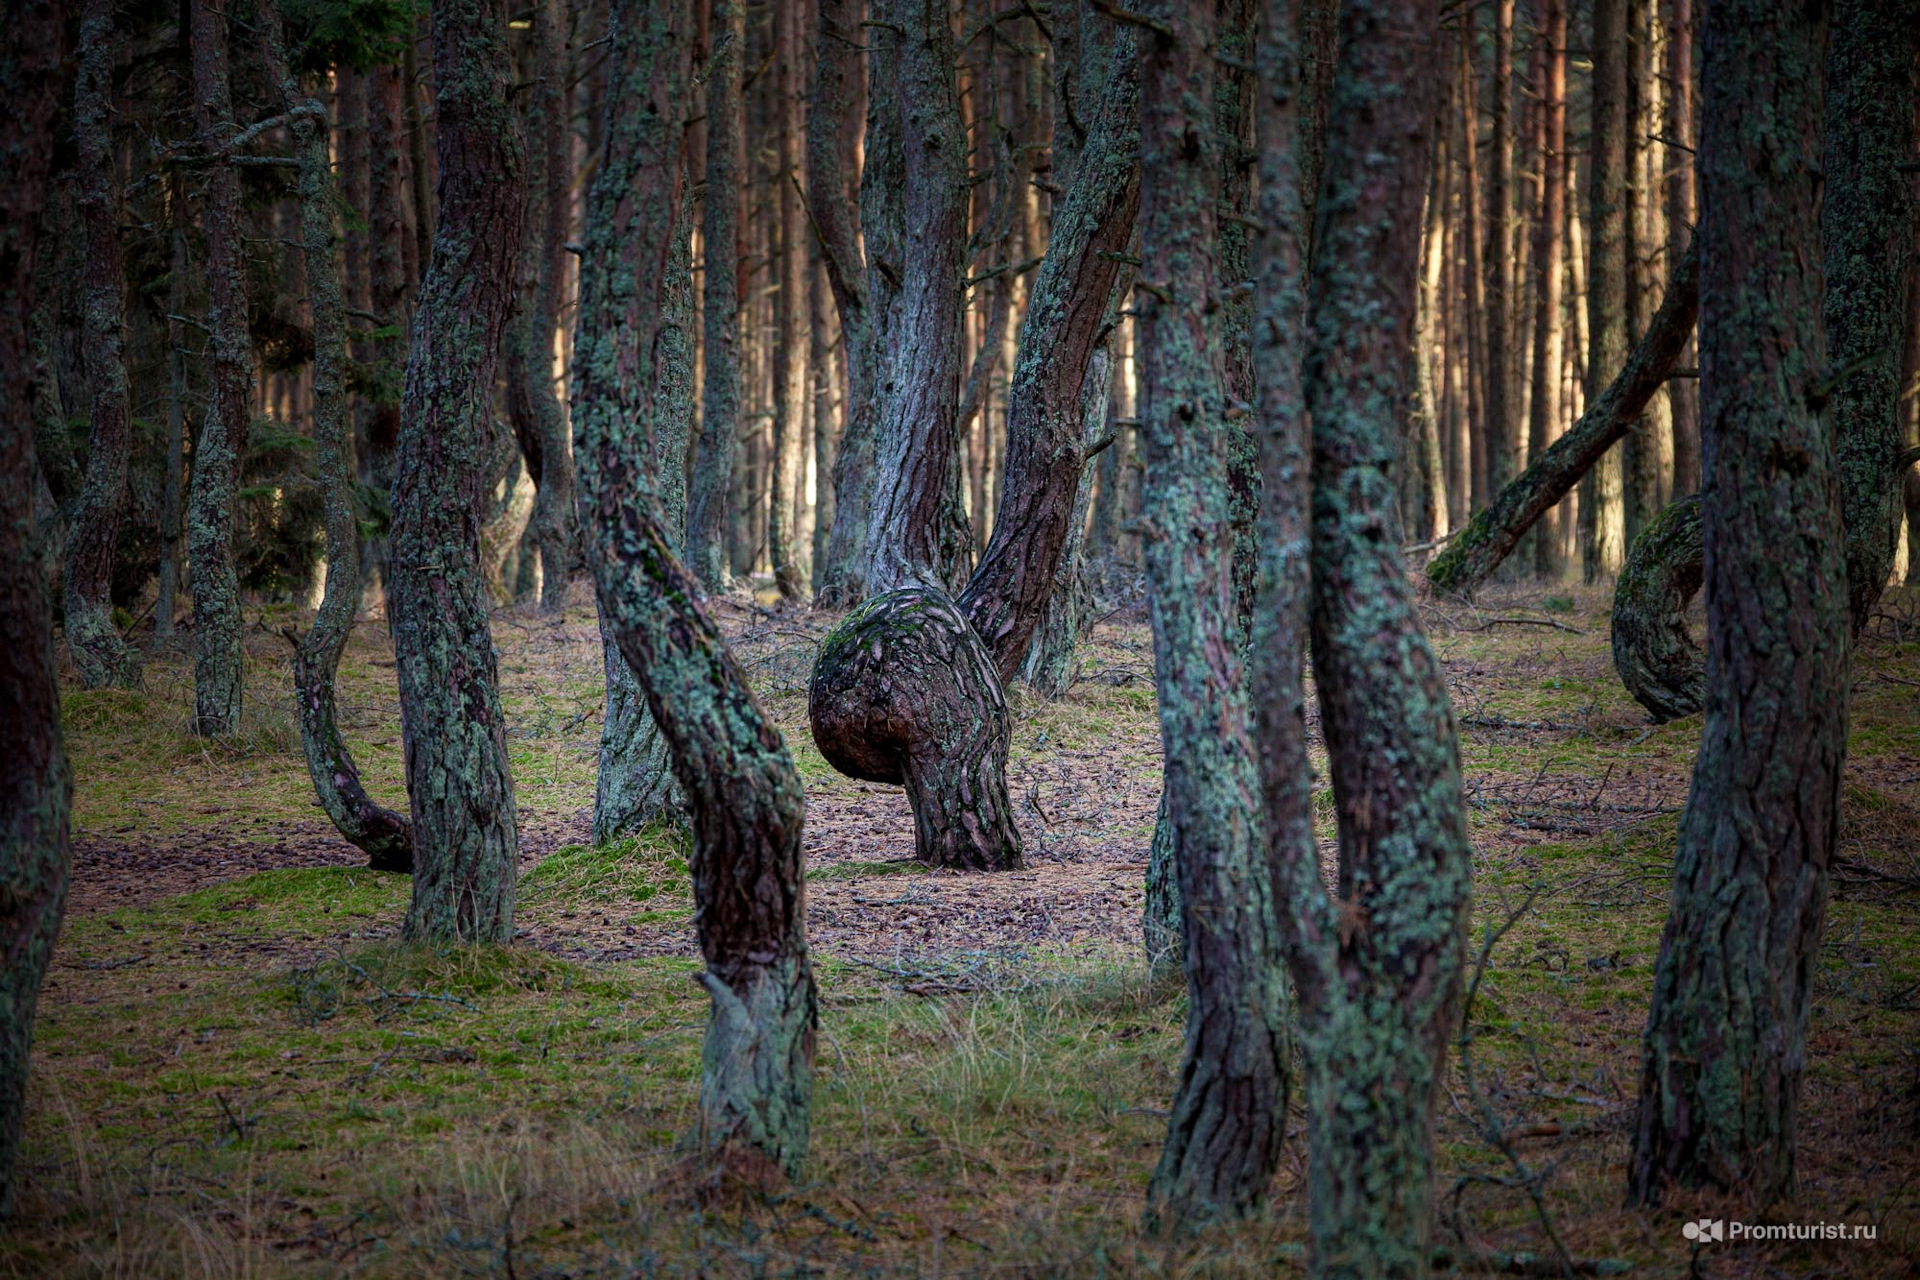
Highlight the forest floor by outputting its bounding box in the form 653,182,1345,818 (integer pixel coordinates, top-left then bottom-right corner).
6,577,1919,1278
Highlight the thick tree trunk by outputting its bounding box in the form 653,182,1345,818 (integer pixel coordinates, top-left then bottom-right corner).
575,0,814,1182
66,0,140,690
685,0,744,593
1135,0,1290,1233
1425,236,1698,597
389,0,526,943
1284,0,1472,1268
1581,0,1630,580
1610,494,1705,723
187,0,252,736
0,0,71,1215
1825,0,1918,634
257,0,414,873
1627,0,1848,1206
1527,0,1569,579
504,0,577,615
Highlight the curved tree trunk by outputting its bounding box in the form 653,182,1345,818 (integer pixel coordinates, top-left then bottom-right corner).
1627,0,1849,1207
66,0,141,690
256,0,414,873
685,0,744,593
1136,0,1291,1233
1425,235,1698,597
390,0,526,943
1825,0,1917,635
187,0,253,736
1610,495,1705,723
575,0,815,1182
0,0,72,1214
1287,0,1473,1267
504,0,577,615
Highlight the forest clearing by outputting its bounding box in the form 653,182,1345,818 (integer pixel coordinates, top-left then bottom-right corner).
4,0,1919,1274
3,584,1914,1275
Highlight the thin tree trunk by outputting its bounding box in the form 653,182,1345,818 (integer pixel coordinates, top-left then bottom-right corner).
1458,31,1491,514
1581,0,1630,579
1621,0,1662,544
768,0,805,595
257,0,414,873
187,0,252,736
1136,0,1289,1232
686,0,744,592
1664,0,1699,496
1426,235,1697,597
66,0,140,689
0,0,72,1214
365,64,409,598
575,0,815,1184
1627,0,1848,1206
1528,0,1569,579
1486,0,1518,495
1824,0,1918,633
389,0,526,943
156,173,188,640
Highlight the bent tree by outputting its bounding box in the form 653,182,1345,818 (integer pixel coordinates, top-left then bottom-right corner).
1134,0,1290,1233
1628,0,1850,1206
574,0,815,1181
389,0,525,942
187,0,254,736
0,0,71,1214
66,0,141,690
257,0,412,871
810,0,1143,874
1272,0,1472,1268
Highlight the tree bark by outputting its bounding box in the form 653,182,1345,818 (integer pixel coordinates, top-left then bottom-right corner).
767,0,806,595
1527,0,1569,578
1621,0,1664,544
504,0,577,615
1425,235,1698,597
156,173,188,640
1581,0,1630,579
187,0,252,736
256,0,415,873
1824,0,1918,635
686,0,744,593
1486,0,1518,494
389,0,526,943
1664,0,1699,498
66,0,140,690
1610,494,1705,722
0,0,71,1216
575,0,815,1183
1627,0,1848,1206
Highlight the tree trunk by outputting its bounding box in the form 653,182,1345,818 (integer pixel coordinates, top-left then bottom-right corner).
1627,0,1848,1206
1621,0,1664,545
1581,0,1630,579
1664,0,1699,498
156,174,188,641
1527,0,1569,579
66,0,140,690
575,0,815,1183
1425,235,1698,597
389,0,526,943
766,0,805,595
363,65,409,600
504,0,577,615
1287,0,1474,1268
1824,0,1918,634
1486,0,1518,494
1610,494,1705,722
685,0,744,593
0,0,71,1216
1132,0,1290,1234
256,0,415,873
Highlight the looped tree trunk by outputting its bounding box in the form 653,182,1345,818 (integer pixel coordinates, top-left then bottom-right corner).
808,587,1022,872
1611,494,1705,723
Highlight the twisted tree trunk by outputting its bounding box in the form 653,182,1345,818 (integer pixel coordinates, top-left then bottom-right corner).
187,0,253,736
258,0,413,872
575,0,814,1182
1610,495,1705,723
1627,0,1849,1206
66,0,140,690
390,0,526,943
0,0,72,1214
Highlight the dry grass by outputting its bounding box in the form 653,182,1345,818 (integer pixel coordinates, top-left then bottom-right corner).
7,580,1917,1276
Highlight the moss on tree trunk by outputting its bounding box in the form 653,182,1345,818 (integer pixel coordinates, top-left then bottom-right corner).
1611,496,1705,724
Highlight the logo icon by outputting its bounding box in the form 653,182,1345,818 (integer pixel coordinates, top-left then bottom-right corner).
1682,1219,1724,1243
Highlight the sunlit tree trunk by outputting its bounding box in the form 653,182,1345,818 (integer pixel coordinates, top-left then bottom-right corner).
575,0,815,1182
1627,0,1848,1206
389,0,526,943
1486,0,1519,495
0,0,71,1216
66,0,140,690
1528,0,1569,579
1581,0,1630,579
